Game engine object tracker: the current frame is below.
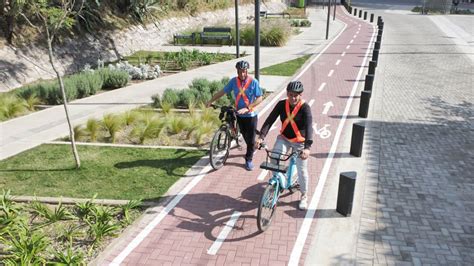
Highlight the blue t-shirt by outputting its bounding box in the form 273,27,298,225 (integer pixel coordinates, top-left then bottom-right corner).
223,77,263,118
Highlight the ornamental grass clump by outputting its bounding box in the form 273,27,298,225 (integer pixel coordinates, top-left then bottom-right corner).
102,114,124,143
0,94,27,121
86,118,101,142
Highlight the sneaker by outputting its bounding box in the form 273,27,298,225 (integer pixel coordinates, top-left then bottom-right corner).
245,160,254,171
299,194,308,210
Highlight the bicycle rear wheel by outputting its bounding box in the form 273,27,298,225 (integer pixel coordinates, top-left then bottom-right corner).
257,183,279,232
209,127,230,170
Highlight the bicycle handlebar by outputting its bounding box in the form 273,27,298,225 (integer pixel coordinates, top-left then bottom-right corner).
257,141,302,161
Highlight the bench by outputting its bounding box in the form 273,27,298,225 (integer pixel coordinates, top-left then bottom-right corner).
173,32,196,45
264,12,291,19
200,27,232,45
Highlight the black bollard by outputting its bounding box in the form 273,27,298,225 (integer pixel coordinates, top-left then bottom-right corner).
374,41,380,50
370,13,374,23
364,74,374,91
378,28,383,36
379,22,384,30
359,10,362,18
372,49,379,63
377,16,382,25
368,60,376,75
358,91,371,118
376,34,382,43
350,122,365,157
354,8,357,15
364,11,367,20
336,172,357,217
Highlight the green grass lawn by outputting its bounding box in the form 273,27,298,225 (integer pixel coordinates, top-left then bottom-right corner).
259,54,312,76
0,144,206,200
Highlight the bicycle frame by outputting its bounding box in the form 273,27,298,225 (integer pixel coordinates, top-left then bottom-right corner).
266,152,298,208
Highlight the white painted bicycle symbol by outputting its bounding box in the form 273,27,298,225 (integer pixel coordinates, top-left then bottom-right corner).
313,123,331,139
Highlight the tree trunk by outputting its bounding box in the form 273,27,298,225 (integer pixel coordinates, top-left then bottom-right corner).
46,30,81,168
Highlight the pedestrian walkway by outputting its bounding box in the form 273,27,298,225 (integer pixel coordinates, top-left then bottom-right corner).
0,7,341,161
93,6,377,265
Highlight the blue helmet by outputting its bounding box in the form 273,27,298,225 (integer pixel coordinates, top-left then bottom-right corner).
235,60,250,70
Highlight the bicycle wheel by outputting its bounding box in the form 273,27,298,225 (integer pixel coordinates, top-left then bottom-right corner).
209,127,231,170
257,183,279,232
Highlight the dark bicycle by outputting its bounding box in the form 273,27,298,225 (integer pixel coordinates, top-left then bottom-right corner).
209,104,242,170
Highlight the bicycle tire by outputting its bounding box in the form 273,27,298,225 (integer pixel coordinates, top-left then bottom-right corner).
209,127,231,170
257,183,279,232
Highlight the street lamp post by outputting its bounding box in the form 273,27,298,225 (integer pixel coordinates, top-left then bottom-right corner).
255,0,260,81
235,0,240,58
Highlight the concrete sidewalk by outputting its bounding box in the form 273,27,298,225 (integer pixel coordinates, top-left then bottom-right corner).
0,7,340,161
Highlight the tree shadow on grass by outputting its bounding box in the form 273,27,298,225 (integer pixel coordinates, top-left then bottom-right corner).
114,153,204,177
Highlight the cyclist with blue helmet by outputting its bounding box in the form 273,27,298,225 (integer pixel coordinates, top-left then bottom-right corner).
256,81,313,210
207,60,263,171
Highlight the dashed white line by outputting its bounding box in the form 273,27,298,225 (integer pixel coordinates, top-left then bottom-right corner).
308,99,315,107
318,82,327,92
353,35,357,38
328,69,334,77
346,45,351,49
356,31,360,34
341,52,346,57
207,211,242,255
335,59,341,65
350,39,354,44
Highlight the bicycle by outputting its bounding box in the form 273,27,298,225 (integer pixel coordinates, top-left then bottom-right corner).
256,142,301,232
209,104,243,170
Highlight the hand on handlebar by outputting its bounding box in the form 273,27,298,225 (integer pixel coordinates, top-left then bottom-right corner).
237,107,250,115
300,149,310,160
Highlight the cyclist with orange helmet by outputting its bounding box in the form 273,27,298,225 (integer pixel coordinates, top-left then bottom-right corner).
256,81,313,210
207,60,263,171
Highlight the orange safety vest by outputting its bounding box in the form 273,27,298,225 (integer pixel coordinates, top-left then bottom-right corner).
280,99,305,143
235,77,253,110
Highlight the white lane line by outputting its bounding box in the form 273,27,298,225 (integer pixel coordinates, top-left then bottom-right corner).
350,39,354,44
328,69,334,77
288,20,377,266
356,31,360,34
207,211,242,255
346,45,351,49
353,35,357,38
335,59,341,66
110,165,213,265
318,82,327,92
308,99,315,107
258,23,348,117
257,170,268,181
341,51,346,57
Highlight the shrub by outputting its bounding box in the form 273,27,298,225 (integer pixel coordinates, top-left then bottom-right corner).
73,125,87,141
131,117,166,144
239,19,291,46
178,89,197,108
99,68,130,90
161,88,180,107
151,94,161,108
189,78,211,94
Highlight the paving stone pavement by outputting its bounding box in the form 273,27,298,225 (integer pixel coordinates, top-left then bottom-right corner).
352,2,474,265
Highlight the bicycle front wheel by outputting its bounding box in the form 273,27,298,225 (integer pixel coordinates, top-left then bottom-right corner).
257,183,279,232
209,127,231,170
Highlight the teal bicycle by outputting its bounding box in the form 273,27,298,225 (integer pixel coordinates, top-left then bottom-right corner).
256,142,301,232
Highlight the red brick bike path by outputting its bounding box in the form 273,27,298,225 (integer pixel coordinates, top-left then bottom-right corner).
104,7,375,266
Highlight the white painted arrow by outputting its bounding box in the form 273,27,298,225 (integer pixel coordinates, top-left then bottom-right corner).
322,101,334,115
